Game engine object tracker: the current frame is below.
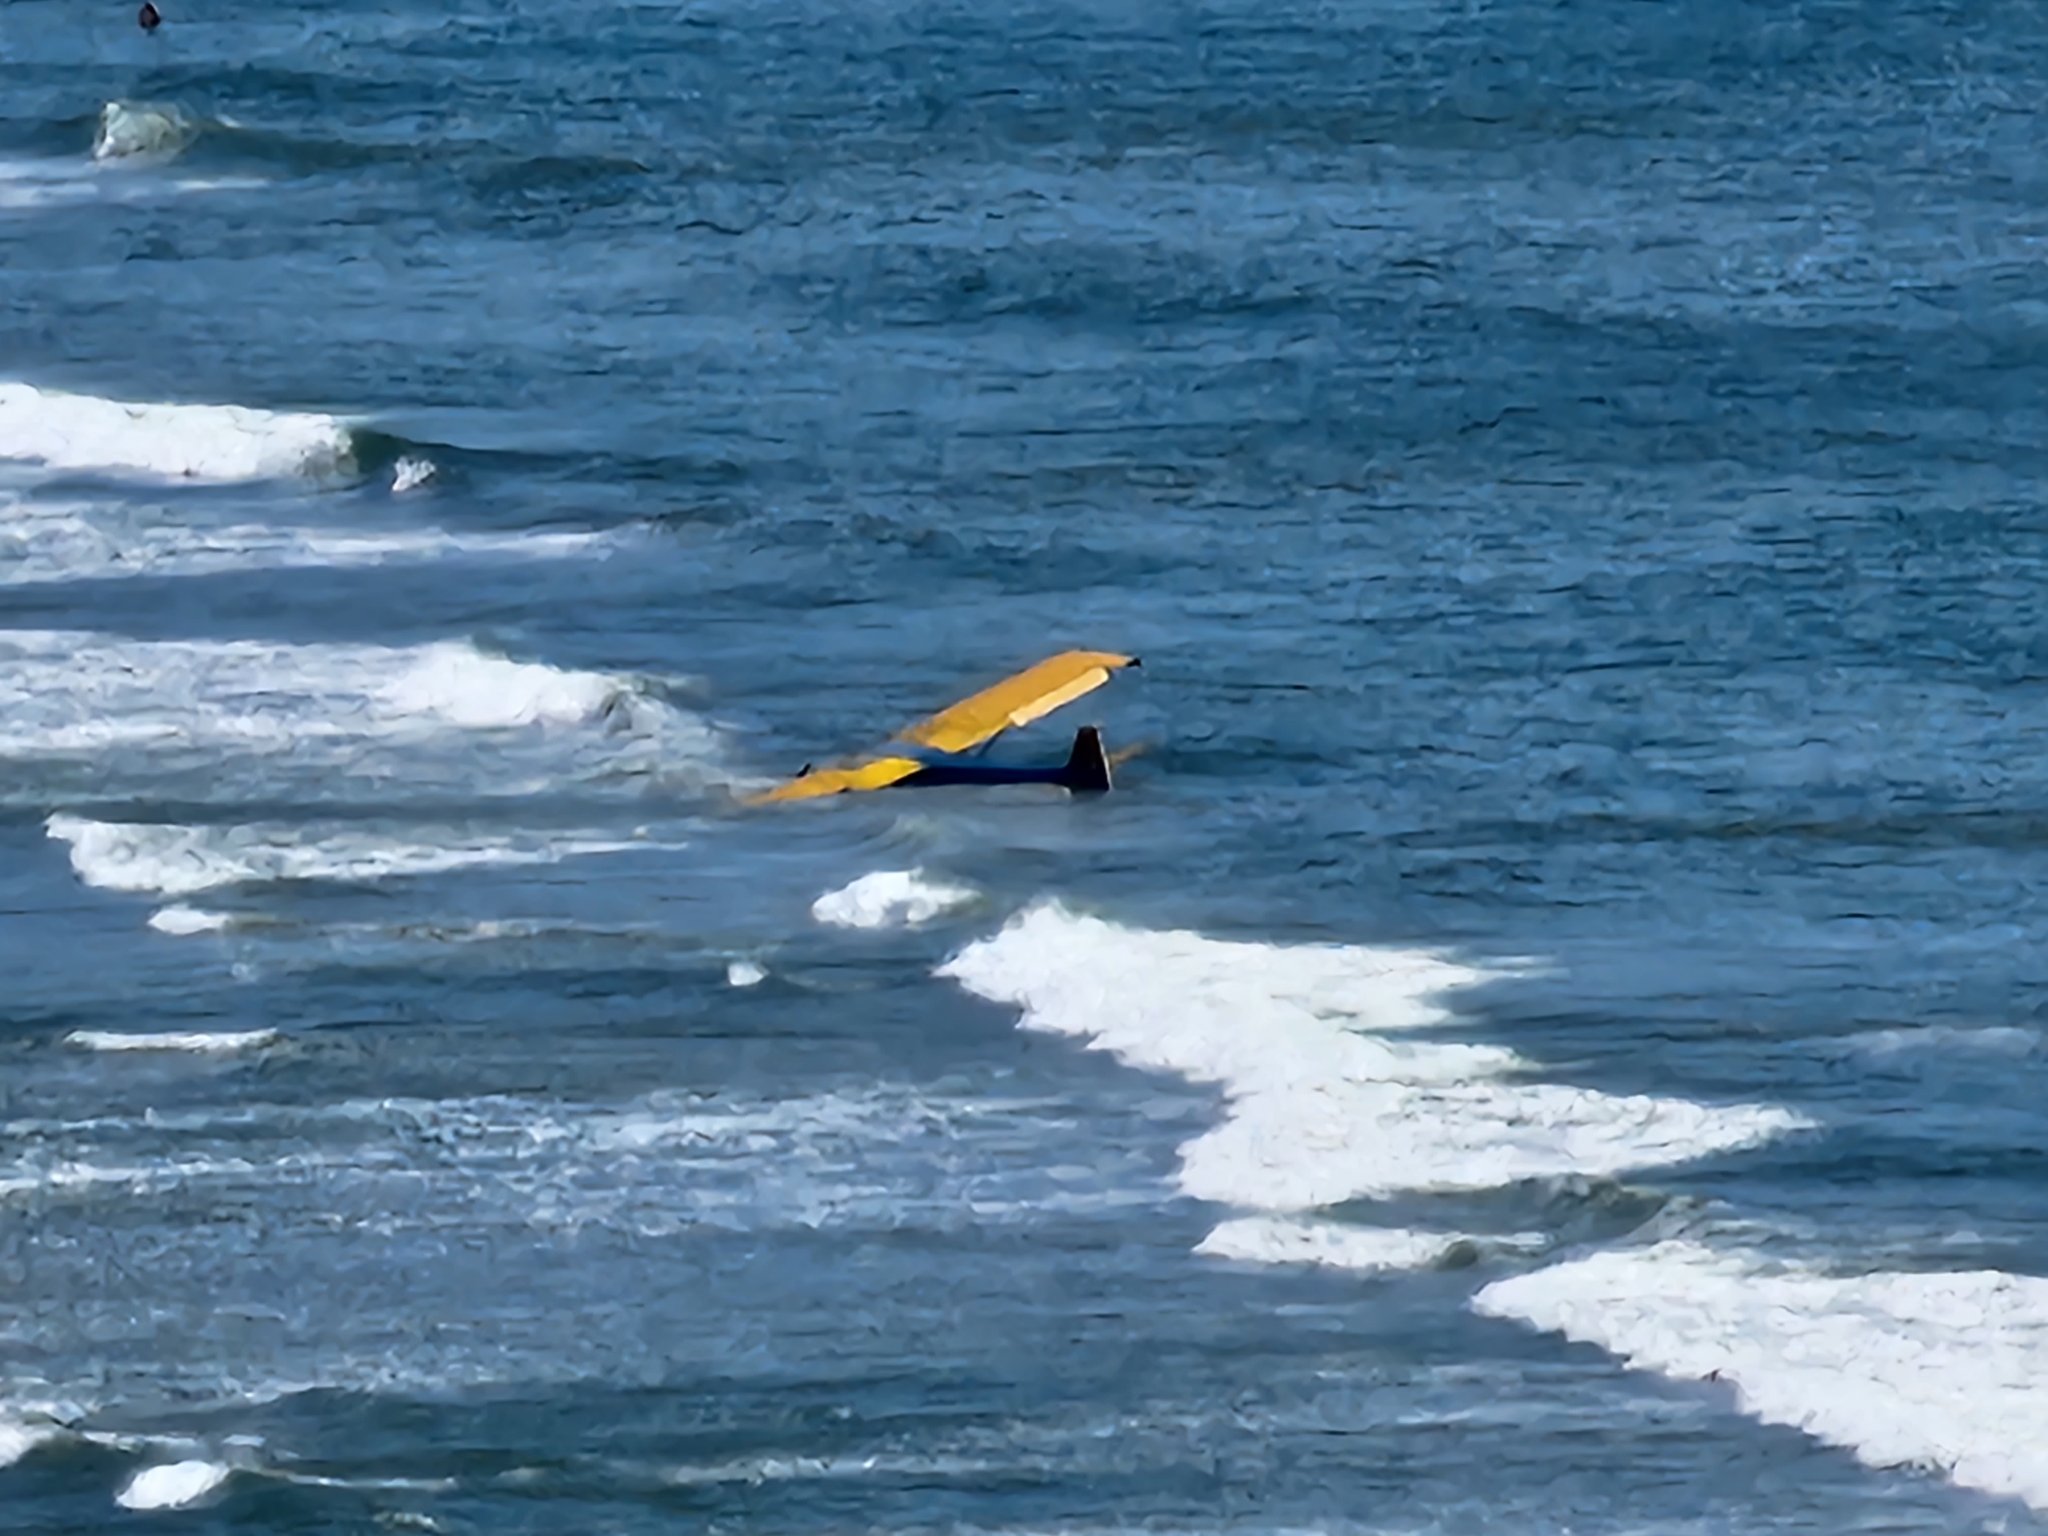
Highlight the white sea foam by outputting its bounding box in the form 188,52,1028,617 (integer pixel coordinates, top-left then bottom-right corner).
147,905,235,936
1476,1240,2048,1512
257,1083,1071,1237
0,494,611,586
0,1418,55,1469
813,869,977,929
46,816,666,898
375,640,619,728
65,1028,276,1053
581,1087,956,1157
92,101,197,162
940,904,1806,1215
0,631,673,760
727,959,767,987
391,455,437,493
0,382,354,482
116,1459,232,1510
1197,1216,1471,1272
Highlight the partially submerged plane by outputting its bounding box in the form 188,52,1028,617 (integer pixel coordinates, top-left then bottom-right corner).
747,650,1140,804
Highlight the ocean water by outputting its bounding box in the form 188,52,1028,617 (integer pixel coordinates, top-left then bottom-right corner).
4,0,2048,1528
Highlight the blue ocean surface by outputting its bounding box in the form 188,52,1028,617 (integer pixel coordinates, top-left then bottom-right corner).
4,0,2048,1528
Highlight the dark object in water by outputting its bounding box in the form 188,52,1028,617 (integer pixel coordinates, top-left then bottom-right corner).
746,651,1141,805
138,2,161,29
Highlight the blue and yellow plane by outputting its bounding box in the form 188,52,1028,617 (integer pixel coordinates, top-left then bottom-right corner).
748,650,1140,805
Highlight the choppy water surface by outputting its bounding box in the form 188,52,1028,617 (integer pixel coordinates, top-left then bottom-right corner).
5,0,2048,1528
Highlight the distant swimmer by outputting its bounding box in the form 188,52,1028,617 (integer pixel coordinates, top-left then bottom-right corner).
138,2,161,30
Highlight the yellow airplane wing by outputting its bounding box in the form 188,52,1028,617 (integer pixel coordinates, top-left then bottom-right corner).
894,650,1138,755
744,650,1139,806
747,755,923,805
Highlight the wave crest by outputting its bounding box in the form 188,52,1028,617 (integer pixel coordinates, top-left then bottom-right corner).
1477,1240,2048,1512
940,903,1806,1215
116,1460,232,1511
64,1028,276,1053
0,382,354,482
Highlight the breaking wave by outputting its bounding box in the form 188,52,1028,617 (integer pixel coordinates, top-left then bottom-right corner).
0,381,356,482
0,630,716,769
1194,1215,1540,1272
64,1028,278,1053
0,1418,57,1470
1476,1240,2048,1512
939,903,1806,1218
944,903,2048,1515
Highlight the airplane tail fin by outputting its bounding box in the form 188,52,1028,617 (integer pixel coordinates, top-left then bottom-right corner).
1060,725,1114,794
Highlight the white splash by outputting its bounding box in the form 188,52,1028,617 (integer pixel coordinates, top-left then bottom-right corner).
116,1459,232,1510
64,1028,277,1053
92,100,197,162
390,455,437,493
47,816,666,899
0,381,353,482
813,869,977,930
1197,1216,1471,1272
1476,1240,2048,1512
147,905,234,936
939,904,1805,1215
0,631,680,760
375,641,619,729
726,960,767,987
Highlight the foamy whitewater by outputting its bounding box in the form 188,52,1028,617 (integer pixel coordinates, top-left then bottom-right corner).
940,904,1807,1215
943,903,2048,1518
0,630,707,774
0,1421,55,1472
47,815,666,898
92,101,198,163
8,1,2045,1529
0,382,354,481
145,906,235,936
64,1028,278,1052
1477,1243,2048,1509
0,381,516,591
1195,1215,1491,1272
813,870,978,930
0,494,608,587
115,1460,232,1511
